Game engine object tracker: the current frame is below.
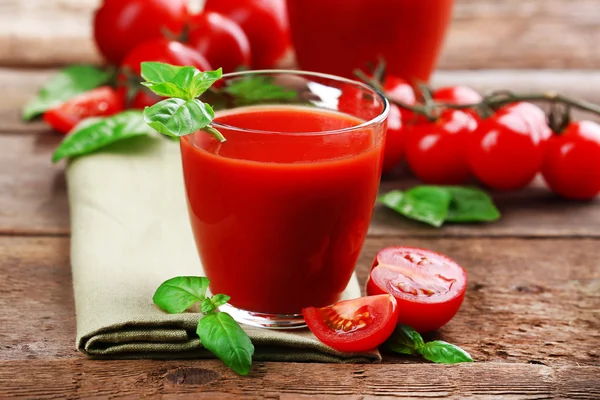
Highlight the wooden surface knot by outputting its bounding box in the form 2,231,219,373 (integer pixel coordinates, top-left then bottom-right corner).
165,367,221,386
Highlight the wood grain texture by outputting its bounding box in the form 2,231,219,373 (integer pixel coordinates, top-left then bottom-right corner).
1,360,599,399
0,0,599,69
1,236,598,367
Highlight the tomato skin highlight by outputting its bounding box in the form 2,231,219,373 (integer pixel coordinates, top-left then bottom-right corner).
405,109,478,184
93,0,187,65
302,295,399,353
205,0,290,69
187,12,252,73
43,86,123,134
366,247,467,333
433,86,482,105
118,38,212,109
542,121,600,200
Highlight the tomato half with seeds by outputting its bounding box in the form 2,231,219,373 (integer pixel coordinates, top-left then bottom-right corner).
302,294,399,352
367,247,467,333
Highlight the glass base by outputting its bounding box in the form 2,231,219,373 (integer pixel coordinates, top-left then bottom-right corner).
219,303,307,329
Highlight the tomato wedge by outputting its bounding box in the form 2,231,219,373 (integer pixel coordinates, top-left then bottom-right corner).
43,86,123,134
302,294,398,353
367,247,467,333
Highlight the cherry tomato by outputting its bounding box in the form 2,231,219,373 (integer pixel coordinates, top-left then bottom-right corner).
405,109,477,184
366,247,467,333
433,86,482,105
43,86,123,134
204,0,290,68
381,77,416,174
303,294,399,352
93,0,187,65
542,121,600,200
118,38,212,109
467,108,546,190
187,12,251,73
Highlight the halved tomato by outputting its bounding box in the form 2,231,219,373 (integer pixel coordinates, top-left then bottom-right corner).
367,247,467,333
302,294,398,353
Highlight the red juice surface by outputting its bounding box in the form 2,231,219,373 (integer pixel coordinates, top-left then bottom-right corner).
286,0,454,81
181,105,384,314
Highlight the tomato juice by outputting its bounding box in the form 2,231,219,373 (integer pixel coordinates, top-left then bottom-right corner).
286,0,454,82
181,105,385,314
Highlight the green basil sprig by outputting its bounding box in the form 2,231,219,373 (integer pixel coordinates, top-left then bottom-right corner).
140,62,225,141
23,65,113,120
223,75,297,106
379,186,500,227
385,325,473,364
153,276,254,375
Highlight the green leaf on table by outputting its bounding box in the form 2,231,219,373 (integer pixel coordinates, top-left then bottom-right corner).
141,62,222,100
224,75,296,106
52,110,155,162
385,325,425,355
421,340,473,364
442,186,501,222
152,276,210,314
200,294,231,314
379,187,451,227
23,65,113,120
197,312,254,375
143,98,215,138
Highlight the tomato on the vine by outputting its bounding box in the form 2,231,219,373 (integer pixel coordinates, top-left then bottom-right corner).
498,102,552,142
43,86,123,134
187,12,251,73
118,38,212,109
405,109,477,184
93,0,187,65
302,294,399,352
542,121,600,200
204,0,290,69
366,247,467,333
467,106,547,190
433,86,482,105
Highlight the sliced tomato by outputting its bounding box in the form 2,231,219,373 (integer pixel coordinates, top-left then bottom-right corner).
367,247,467,333
302,294,398,353
43,86,123,134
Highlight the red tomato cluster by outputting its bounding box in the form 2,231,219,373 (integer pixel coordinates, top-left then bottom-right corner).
379,80,600,200
44,0,291,134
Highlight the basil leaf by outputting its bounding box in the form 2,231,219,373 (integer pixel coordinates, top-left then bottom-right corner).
152,276,210,314
52,111,155,162
386,325,425,355
224,75,296,106
200,294,231,314
421,340,473,364
143,98,214,137
379,187,451,227
442,186,501,222
23,65,112,120
197,312,254,375
141,62,222,100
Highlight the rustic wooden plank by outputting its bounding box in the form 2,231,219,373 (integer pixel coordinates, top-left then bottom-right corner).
0,0,599,69
1,236,598,366
0,359,598,399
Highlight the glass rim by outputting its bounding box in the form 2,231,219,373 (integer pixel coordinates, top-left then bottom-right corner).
210,69,390,136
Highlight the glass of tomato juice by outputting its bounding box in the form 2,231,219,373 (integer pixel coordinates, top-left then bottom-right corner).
181,70,389,328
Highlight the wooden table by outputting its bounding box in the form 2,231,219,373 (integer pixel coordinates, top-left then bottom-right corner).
1,1,600,398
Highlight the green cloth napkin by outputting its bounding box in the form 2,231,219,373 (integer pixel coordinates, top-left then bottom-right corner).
67,136,380,363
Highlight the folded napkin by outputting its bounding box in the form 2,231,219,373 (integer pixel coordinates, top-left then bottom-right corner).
67,136,380,363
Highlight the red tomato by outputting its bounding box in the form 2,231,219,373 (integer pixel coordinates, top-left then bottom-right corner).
302,295,399,352
467,108,546,190
381,77,416,174
542,121,600,200
93,0,187,65
498,102,552,142
187,12,251,73
204,0,290,68
405,109,477,184
118,38,212,109
366,247,467,333
433,86,482,105
43,86,123,134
